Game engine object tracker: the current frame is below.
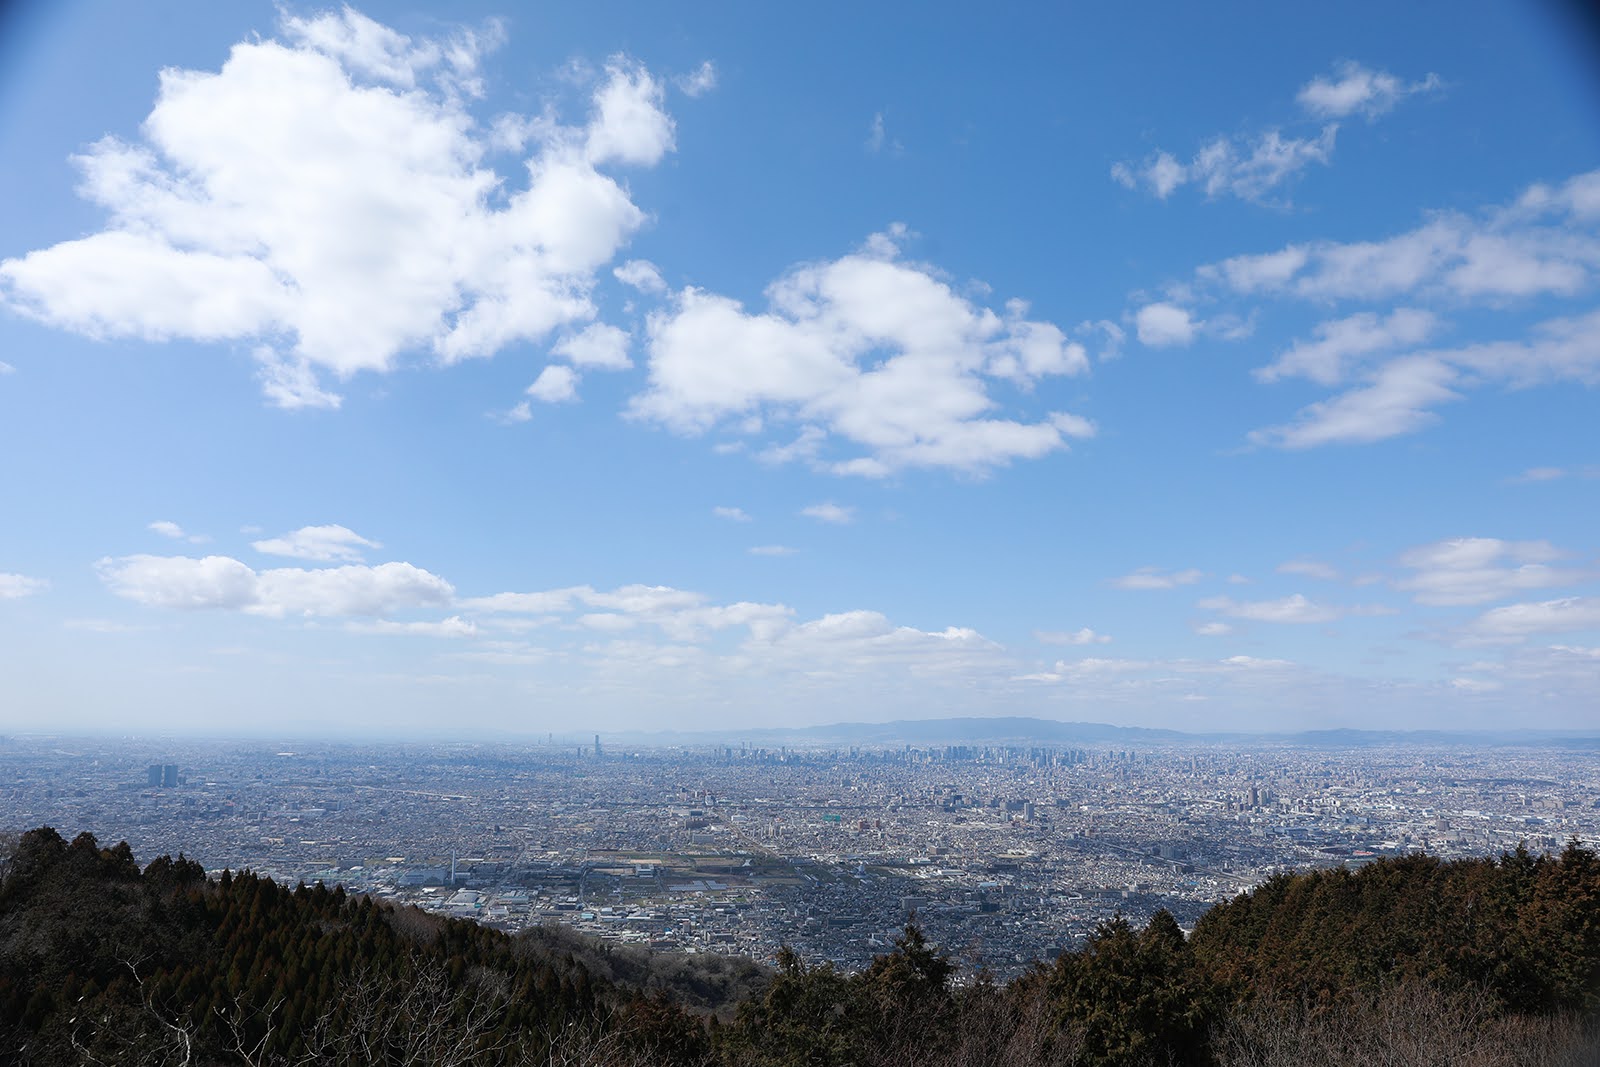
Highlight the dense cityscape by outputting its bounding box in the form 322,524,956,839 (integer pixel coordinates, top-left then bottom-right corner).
5,728,1595,979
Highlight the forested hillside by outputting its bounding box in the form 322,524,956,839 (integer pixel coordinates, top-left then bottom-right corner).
2,827,1596,1066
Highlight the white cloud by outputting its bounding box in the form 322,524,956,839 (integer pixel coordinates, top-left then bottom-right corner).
1078,319,1125,361
1111,151,1186,199
749,544,798,557
98,554,454,617
1277,560,1340,581
459,588,587,615
526,364,580,403
866,112,901,154
1249,355,1460,448
1297,61,1440,120
613,259,667,294
1115,61,1438,204
579,612,637,632
801,502,854,524
1251,309,1600,448
1256,308,1439,386
1110,567,1203,590
551,322,631,369
630,227,1093,476
1135,302,1198,347
1397,537,1585,606
148,520,208,544
1193,621,1233,637
0,361,14,374
0,573,48,599
675,60,717,98
1201,172,1600,302
459,582,795,644
1191,125,1338,202
0,10,672,406
585,58,675,166
1199,593,1352,624
97,554,259,611
1469,597,1600,637
712,506,751,522
1036,627,1112,646
252,524,380,563
348,615,477,638
1114,127,1337,203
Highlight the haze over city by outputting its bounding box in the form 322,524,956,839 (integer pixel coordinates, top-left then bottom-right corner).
2,1,1598,737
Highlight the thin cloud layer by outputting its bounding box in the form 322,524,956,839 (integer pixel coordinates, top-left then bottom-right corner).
1397,538,1585,606
0,9,671,408
0,573,48,599
1110,567,1203,590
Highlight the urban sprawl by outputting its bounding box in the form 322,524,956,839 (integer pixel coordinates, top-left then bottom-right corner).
3,734,1596,979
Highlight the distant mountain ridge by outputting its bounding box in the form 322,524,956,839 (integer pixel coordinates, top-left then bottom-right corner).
618,716,1600,748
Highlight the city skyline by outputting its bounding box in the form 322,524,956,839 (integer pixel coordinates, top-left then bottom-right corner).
1,2,1598,736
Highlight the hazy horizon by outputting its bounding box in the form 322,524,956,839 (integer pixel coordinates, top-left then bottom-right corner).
2,2,1598,737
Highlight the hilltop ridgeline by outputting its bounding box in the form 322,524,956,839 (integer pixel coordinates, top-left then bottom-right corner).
1,827,1597,1066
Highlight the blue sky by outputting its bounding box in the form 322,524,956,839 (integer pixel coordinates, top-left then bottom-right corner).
1,2,1597,737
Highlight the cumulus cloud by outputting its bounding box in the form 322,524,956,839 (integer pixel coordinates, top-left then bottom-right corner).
712,506,751,522
629,227,1093,476
1297,61,1440,120
800,502,854,524
0,573,48,599
551,322,631,369
97,554,454,617
0,9,673,407
1135,303,1198,347
148,520,209,544
252,524,380,563
1110,567,1203,590
613,259,667,294
584,58,675,166
525,364,580,403
1396,537,1586,606
749,544,798,557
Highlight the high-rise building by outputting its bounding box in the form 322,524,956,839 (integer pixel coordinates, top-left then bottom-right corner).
162,765,179,788
147,765,162,787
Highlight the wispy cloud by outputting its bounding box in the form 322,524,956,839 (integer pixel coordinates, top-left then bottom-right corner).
800,502,854,524
1113,61,1436,204
1110,567,1203,590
